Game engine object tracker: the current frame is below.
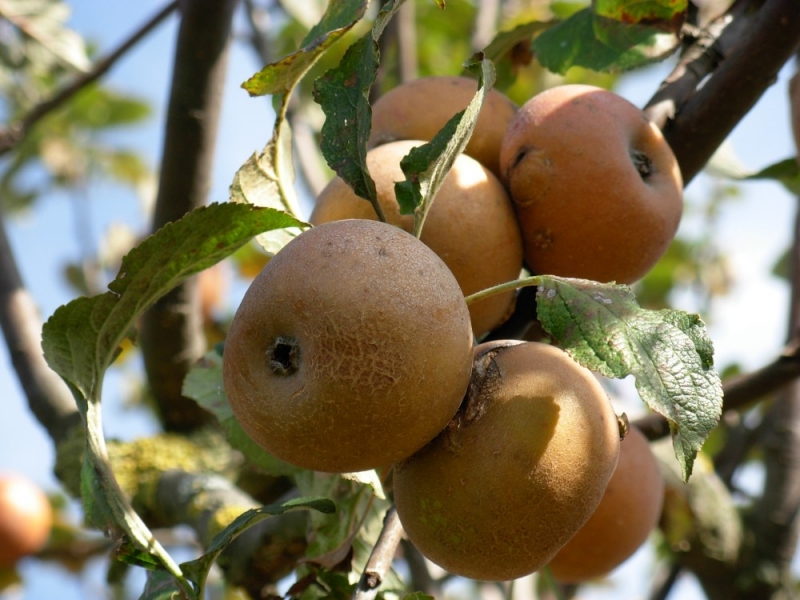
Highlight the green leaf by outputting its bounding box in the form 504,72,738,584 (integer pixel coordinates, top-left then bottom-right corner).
293,568,356,599
535,276,722,481
0,0,90,72
394,55,496,237
656,444,742,565
115,541,165,570
42,203,301,402
182,347,300,476
313,33,378,204
138,570,184,600
229,125,310,256
312,0,406,216
69,85,152,129
238,0,367,253
403,594,436,600
482,21,553,63
594,0,688,24
743,158,800,196
79,450,115,528
41,203,301,594
241,0,368,96
180,497,335,595
295,471,391,568
79,403,189,589
532,8,679,75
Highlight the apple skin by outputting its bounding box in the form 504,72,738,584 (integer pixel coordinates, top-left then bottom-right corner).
547,425,665,583
369,76,518,178
310,140,523,339
0,473,52,567
392,341,621,582
222,219,474,474
499,84,683,285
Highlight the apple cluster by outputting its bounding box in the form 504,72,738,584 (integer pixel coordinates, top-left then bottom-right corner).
223,77,678,583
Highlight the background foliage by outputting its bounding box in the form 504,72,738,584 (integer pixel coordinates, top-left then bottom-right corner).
1,0,799,599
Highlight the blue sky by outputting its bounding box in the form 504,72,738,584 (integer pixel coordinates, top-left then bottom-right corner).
0,2,797,598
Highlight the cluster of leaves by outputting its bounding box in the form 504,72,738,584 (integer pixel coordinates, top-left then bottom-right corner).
34,0,732,597
0,0,151,213
0,0,153,304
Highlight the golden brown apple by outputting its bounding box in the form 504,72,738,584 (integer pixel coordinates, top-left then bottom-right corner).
500,84,683,284
369,76,518,177
548,425,664,583
0,473,52,567
223,219,474,473
393,341,621,581
310,139,523,338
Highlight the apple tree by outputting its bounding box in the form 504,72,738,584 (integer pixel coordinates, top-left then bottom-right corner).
1,1,799,599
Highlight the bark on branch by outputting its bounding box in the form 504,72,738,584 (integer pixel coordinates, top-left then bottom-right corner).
139,0,239,432
655,0,800,185
0,206,81,444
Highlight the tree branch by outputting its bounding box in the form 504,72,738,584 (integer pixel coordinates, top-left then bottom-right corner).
643,0,751,129
740,62,800,597
154,470,308,596
655,0,800,185
0,205,81,444
139,0,239,432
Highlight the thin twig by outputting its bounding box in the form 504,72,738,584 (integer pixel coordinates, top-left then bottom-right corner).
648,562,682,600
471,0,500,53
352,505,405,600
395,1,417,84
0,0,180,156
242,0,273,65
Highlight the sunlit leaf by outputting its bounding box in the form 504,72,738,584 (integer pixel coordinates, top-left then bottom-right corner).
533,8,679,74
229,143,310,255
42,203,301,403
242,0,368,96
394,55,496,237
40,204,302,587
535,276,722,481
594,0,687,25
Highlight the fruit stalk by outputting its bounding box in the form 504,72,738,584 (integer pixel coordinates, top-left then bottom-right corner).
352,506,405,600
